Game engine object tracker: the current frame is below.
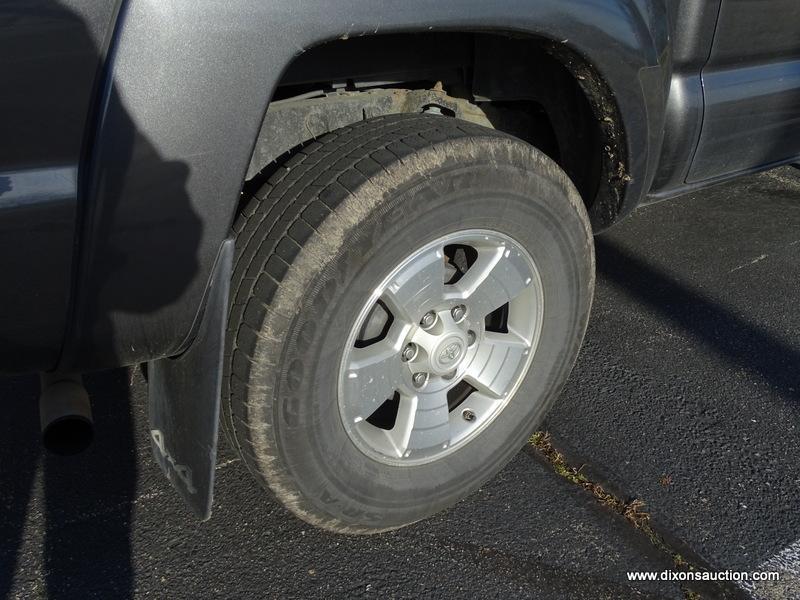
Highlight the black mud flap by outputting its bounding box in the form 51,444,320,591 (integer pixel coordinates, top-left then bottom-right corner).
147,239,234,520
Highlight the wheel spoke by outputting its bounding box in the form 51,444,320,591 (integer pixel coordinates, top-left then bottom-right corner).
449,245,533,319
342,324,409,419
382,246,446,323
403,389,451,454
463,331,530,399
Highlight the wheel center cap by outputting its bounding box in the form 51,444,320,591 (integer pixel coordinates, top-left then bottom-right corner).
431,336,466,375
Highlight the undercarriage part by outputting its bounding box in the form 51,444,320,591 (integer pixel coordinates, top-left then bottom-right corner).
39,372,93,455
246,87,493,180
255,32,626,230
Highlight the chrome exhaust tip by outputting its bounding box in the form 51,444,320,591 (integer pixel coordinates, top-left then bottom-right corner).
39,373,93,455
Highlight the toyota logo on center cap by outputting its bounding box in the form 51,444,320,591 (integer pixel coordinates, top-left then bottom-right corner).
439,342,462,364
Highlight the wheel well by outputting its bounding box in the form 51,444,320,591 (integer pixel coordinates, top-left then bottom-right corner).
250,32,628,229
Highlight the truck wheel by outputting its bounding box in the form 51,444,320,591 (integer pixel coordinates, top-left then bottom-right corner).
222,114,594,533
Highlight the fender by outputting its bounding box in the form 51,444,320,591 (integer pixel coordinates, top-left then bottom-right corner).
59,0,670,372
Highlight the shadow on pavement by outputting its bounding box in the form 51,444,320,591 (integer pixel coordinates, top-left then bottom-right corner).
0,376,40,599
596,238,800,404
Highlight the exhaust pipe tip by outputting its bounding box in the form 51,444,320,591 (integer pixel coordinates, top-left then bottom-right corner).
42,415,94,456
39,374,94,456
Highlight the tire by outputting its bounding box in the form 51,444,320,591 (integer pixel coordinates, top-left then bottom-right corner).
222,114,594,533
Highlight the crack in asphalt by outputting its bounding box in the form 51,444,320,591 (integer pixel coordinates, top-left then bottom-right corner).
529,432,745,600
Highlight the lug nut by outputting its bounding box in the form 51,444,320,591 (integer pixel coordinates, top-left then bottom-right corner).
420,311,437,329
401,343,417,362
462,409,476,422
467,330,477,346
412,372,428,388
451,304,467,322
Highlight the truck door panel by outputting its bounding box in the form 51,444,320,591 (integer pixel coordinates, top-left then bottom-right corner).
688,0,800,182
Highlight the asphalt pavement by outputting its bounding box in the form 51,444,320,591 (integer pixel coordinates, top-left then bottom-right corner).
1,167,799,600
